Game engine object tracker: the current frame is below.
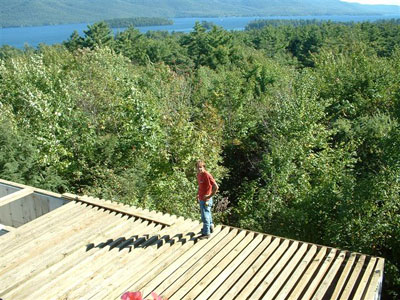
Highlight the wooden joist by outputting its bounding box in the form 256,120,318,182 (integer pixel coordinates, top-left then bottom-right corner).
0,179,386,300
62,193,175,227
0,188,34,208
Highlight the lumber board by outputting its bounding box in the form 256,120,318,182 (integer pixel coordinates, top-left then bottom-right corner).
235,239,291,299
0,202,12,227
56,218,190,299
4,213,135,299
187,232,257,300
53,218,186,300
0,179,386,300
301,248,337,299
25,218,158,300
330,253,357,300
21,194,36,223
155,228,238,299
0,188,34,208
0,201,86,253
353,257,377,299
312,251,346,300
289,246,328,299
63,193,174,226
213,235,272,299
134,226,229,299
276,244,318,299
9,198,25,227
251,241,300,299
0,202,94,257
196,234,264,299
222,237,281,299
94,221,203,299
79,218,194,299
341,255,366,299
0,207,118,294
364,258,384,300
169,230,247,300
262,242,309,299
0,179,61,198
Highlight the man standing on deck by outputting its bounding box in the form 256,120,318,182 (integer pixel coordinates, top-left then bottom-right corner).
196,160,219,239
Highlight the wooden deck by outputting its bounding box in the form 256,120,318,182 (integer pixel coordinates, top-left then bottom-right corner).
0,179,384,299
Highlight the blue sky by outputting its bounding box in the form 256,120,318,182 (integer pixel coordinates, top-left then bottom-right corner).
341,0,400,5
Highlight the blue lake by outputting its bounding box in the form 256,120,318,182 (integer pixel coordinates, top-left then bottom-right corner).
1,15,400,48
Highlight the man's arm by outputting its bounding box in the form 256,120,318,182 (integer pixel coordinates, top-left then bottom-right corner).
205,182,219,200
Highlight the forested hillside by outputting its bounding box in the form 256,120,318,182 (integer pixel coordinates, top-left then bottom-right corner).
1,19,400,298
0,0,398,27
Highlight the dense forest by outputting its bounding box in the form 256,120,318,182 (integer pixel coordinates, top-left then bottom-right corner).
1,0,398,27
1,19,400,298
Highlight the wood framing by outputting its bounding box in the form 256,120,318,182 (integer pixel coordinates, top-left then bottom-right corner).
0,179,385,299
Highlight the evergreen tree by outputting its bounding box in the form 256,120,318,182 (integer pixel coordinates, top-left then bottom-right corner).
83,22,114,49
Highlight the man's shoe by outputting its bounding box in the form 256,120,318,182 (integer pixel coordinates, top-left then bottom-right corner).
198,233,210,239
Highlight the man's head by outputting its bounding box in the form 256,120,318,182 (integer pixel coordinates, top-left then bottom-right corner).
196,160,206,173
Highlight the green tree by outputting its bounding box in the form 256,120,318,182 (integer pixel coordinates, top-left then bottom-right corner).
82,22,114,49
63,30,84,51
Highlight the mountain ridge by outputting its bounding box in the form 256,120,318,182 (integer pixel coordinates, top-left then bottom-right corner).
1,0,399,27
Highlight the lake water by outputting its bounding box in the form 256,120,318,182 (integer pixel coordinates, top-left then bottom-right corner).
1,15,400,48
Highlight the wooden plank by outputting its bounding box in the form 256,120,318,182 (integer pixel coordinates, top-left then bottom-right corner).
0,201,85,253
312,251,347,300
197,234,265,299
0,206,113,287
0,207,116,294
131,226,229,299
0,188,34,208
235,238,290,299
63,193,174,226
262,242,309,299
3,213,135,299
150,228,237,299
42,218,177,300
276,244,318,299
13,217,155,300
330,253,357,300
91,221,204,300
212,235,272,299
341,255,366,299
250,241,300,299
0,178,61,198
288,246,328,299
353,257,377,299
301,248,337,299
364,258,384,300
48,217,190,299
169,230,247,300
188,232,258,300
222,237,281,299
5,216,150,300
0,201,89,254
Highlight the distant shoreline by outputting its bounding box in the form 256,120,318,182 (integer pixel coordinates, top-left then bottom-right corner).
0,13,396,29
